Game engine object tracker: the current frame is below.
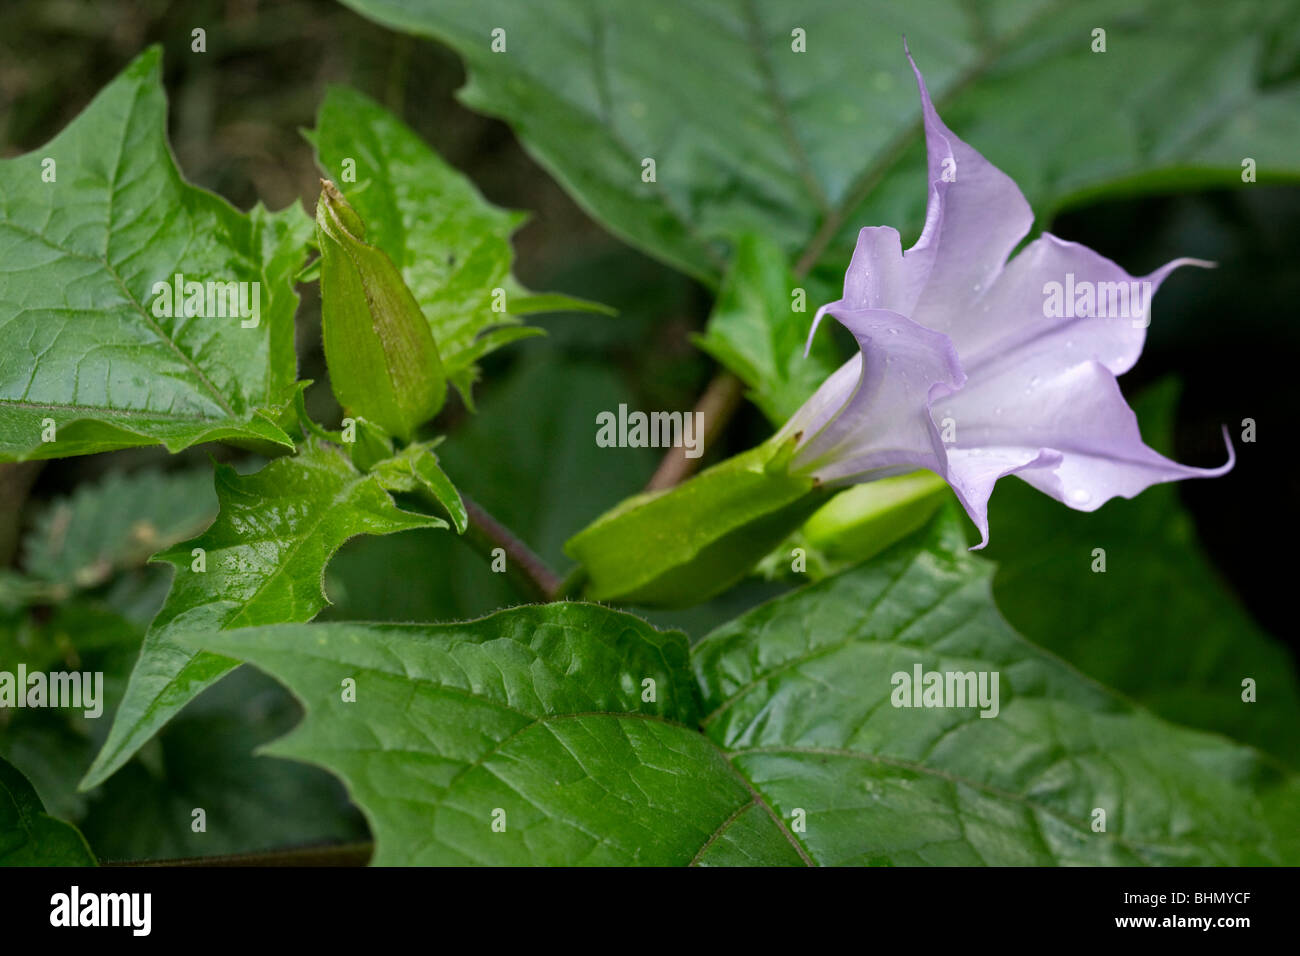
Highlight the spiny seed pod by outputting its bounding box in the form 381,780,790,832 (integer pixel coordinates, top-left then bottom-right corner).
315,179,446,442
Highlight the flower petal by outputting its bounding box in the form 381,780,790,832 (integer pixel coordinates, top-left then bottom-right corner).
939,359,1233,530
841,226,931,314
960,234,1213,378
777,349,860,449
792,307,964,483
783,44,1232,551
902,43,1034,347
941,446,1062,548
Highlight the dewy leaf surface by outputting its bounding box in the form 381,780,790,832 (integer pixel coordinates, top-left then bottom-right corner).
309,86,608,405
185,508,1300,865
338,0,1300,294
80,440,445,790
0,756,96,866
0,47,313,461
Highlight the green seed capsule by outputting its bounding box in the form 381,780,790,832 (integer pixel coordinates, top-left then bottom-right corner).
315,179,446,442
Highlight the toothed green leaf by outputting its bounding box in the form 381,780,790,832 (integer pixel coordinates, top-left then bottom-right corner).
0,47,312,461
182,507,1300,865
80,440,445,790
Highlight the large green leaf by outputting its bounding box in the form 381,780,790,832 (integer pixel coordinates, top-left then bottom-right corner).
982,381,1300,767
337,0,1300,296
185,606,718,865
0,755,95,866
80,440,445,790
308,86,610,406
0,47,312,461
184,507,1300,864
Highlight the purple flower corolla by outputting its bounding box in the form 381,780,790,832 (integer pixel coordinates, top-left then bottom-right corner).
780,45,1234,548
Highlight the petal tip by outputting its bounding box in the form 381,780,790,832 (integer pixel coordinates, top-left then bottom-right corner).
1216,424,1237,474
804,303,835,358
1147,256,1217,286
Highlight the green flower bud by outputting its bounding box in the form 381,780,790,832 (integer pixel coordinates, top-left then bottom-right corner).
315,180,446,442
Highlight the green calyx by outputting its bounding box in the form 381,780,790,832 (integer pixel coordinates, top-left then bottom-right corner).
565,432,829,606
315,179,447,442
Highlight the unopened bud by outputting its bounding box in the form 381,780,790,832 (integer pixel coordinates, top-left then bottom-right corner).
316,180,446,441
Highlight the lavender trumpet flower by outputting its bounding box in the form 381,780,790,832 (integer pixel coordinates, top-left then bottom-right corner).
779,46,1234,547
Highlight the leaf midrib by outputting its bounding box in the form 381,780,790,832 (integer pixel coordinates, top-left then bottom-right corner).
0,218,240,419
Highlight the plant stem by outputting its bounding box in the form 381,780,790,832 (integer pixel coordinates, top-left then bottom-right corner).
457,493,562,602
645,371,744,491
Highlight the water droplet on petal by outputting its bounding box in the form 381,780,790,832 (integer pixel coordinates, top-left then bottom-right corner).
887,328,899,335
1069,488,1091,505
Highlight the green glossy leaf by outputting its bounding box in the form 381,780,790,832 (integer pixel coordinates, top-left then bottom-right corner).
982,381,1300,767
371,441,468,535
695,232,839,425
80,439,445,790
181,605,713,865
187,506,1299,864
0,47,312,461
0,755,95,866
565,434,827,606
338,0,1300,295
308,86,610,406
693,509,1300,865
